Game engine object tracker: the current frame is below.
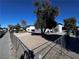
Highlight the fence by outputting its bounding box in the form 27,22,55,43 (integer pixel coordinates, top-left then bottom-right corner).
10,33,33,59
33,34,73,59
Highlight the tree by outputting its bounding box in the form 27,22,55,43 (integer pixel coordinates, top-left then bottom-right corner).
8,25,14,32
20,20,27,27
15,24,21,33
34,0,59,34
20,20,27,31
64,17,77,35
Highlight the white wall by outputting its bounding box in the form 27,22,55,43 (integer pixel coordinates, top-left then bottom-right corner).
57,25,63,33
26,26,35,32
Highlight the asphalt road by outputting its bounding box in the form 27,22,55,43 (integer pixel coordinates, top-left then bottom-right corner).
0,32,11,59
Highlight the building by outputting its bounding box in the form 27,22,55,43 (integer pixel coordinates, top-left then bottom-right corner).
45,23,63,33
57,23,63,33
26,25,35,32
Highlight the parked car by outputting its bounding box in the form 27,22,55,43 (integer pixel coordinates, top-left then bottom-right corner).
0,31,5,38
0,28,7,38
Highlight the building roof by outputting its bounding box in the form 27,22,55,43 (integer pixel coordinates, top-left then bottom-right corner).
57,23,63,25
26,25,34,28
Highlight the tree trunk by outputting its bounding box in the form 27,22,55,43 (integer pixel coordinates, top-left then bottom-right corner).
41,25,45,35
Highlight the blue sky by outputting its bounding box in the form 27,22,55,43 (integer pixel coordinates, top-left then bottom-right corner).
0,0,79,27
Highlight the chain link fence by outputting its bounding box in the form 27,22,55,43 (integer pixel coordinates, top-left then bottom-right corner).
34,35,74,59
42,35,73,59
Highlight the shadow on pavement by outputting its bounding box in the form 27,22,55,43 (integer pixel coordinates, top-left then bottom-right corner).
31,33,42,36
42,34,61,41
65,35,79,54
31,32,61,41
31,32,79,54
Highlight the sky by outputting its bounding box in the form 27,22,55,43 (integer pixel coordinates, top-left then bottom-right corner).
0,0,79,27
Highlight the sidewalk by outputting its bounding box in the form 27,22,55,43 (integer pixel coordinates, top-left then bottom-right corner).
0,32,12,59
14,33,49,53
